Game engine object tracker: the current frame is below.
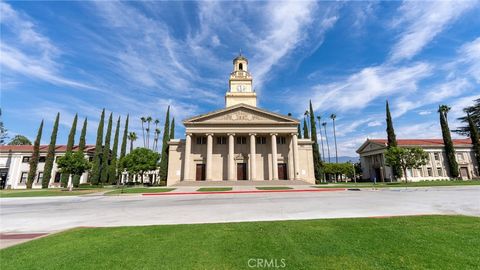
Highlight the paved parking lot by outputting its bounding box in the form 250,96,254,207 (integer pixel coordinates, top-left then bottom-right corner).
1,186,479,234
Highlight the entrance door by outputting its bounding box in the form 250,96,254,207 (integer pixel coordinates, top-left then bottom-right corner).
0,169,8,189
196,164,206,181
460,167,469,179
278,163,287,180
237,163,247,180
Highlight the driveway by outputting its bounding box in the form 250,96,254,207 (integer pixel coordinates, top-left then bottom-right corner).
1,186,479,233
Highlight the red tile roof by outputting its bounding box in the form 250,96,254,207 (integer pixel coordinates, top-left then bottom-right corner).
369,139,472,146
0,145,96,153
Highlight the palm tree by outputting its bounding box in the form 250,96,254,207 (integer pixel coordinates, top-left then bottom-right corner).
317,116,325,162
330,113,338,163
439,105,451,122
140,117,146,148
154,128,161,151
128,132,137,152
322,122,331,163
146,116,152,149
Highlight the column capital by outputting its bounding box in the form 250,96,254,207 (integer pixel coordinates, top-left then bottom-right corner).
205,133,214,137
227,133,236,136
291,132,298,137
185,133,193,137
249,133,256,136
270,133,278,136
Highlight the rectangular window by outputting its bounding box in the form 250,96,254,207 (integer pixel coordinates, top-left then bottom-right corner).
196,136,207,145
456,153,464,161
22,156,30,163
20,172,28,183
236,137,247,144
37,172,43,183
39,156,46,162
276,136,286,144
216,137,227,145
256,137,266,145
427,168,433,177
437,168,443,176
434,153,440,161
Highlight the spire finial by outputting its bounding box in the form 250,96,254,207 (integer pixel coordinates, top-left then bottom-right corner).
239,48,242,56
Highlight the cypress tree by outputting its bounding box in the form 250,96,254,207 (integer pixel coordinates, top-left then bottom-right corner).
159,106,170,180
73,118,87,187
109,116,120,184
101,113,113,183
169,118,175,140
61,114,78,187
26,120,43,189
42,113,60,188
439,105,459,178
297,124,302,139
309,100,322,181
118,114,128,182
90,109,105,185
303,118,309,139
385,100,401,179
467,113,480,170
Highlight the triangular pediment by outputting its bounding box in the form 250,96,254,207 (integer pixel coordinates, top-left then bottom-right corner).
184,104,298,125
356,140,388,154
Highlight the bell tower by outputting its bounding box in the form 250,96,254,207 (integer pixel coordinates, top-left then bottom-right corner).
225,53,257,107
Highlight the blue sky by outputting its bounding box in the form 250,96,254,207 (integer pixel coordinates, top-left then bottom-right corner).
1,1,479,156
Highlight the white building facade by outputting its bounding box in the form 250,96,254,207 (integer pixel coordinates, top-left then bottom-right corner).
356,139,479,181
0,145,95,189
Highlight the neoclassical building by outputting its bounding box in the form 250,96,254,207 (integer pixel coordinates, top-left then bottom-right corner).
167,55,315,185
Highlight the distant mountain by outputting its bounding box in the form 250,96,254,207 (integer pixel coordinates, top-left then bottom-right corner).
322,156,359,163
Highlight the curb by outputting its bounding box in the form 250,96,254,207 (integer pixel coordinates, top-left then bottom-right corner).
142,188,346,196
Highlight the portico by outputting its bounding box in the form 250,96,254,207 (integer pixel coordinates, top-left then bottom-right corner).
166,54,315,185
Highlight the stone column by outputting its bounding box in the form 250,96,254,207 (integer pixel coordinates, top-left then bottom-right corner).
206,133,213,180
292,133,300,180
288,136,294,180
271,133,278,180
228,133,235,180
183,133,192,181
249,133,256,181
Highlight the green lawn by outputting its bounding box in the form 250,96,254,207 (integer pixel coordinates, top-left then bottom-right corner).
313,179,480,189
105,187,175,195
256,186,294,190
197,187,232,192
1,216,478,269
0,188,105,198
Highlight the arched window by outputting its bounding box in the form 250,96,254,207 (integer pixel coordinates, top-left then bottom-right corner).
239,63,243,70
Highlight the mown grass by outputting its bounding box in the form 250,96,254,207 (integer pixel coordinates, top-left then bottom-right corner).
197,187,233,192
0,188,105,198
256,186,294,190
0,216,478,269
105,187,175,195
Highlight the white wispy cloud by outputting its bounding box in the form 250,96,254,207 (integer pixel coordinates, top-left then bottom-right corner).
0,2,99,90
389,1,477,62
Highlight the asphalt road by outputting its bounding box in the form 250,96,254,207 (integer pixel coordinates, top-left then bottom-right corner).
1,186,479,233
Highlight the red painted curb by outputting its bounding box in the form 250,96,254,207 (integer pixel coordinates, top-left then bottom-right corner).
0,233,48,240
142,188,346,196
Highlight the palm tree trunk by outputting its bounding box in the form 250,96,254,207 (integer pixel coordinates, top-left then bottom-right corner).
333,118,338,163
130,139,133,152
141,122,146,148
318,120,325,162
323,125,331,163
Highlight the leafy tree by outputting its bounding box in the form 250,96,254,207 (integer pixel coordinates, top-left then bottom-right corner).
0,108,7,145
101,113,113,183
73,118,87,187
109,116,120,184
170,118,175,140
90,109,105,185
439,105,459,178
120,148,160,183
159,106,170,180
303,118,309,139
385,147,428,183
128,132,137,152
61,114,77,187
467,113,480,170
309,100,322,181
8,135,32,145
42,113,60,188
26,120,43,189
57,151,90,191
323,163,355,181
454,98,480,136
385,100,401,179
